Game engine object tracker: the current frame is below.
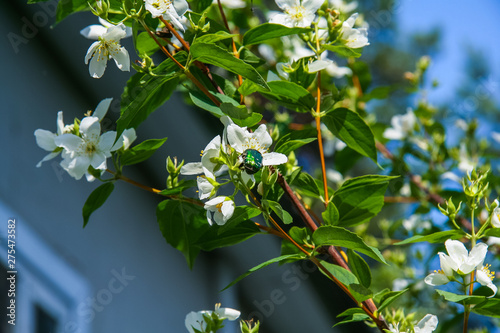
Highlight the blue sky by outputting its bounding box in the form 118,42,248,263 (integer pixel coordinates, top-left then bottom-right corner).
395,0,500,103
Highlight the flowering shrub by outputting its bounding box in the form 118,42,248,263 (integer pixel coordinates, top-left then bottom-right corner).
32,0,500,332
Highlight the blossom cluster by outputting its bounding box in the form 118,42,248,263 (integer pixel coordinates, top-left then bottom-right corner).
34,98,136,181
180,117,287,226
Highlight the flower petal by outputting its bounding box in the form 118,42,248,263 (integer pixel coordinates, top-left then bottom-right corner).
36,152,60,168
61,155,90,180
98,131,117,152
220,200,235,223
251,124,273,151
204,196,225,208
111,47,130,72
88,49,108,78
80,117,101,138
111,128,137,151
439,253,455,277
197,177,214,200
215,307,241,320
80,24,107,39
93,98,113,120
226,124,249,153
54,134,84,154
262,152,288,166
34,129,58,151
56,111,65,135
180,162,204,175
424,272,450,286
414,314,438,333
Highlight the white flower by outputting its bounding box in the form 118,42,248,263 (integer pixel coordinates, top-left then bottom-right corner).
340,13,369,48
388,323,406,333
226,123,288,167
81,22,130,78
204,196,235,225
196,176,215,200
213,0,246,8
476,264,497,297
54,116,120,181
329,0,358,13
145,0,189,31
388,314,438,333
185,304,240,333
180,135,227,199
185,310,210,333
269,0,324,28
414,314,438,333
425,240,488,286
383,108,417,140
34,111,67,167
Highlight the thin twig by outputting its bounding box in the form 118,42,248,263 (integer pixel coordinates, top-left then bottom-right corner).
315,71,329,206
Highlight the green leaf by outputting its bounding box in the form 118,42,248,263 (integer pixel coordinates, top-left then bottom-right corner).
220,103,263,127
196,31,238,44
120,138,167,166
395,230,464,245
334,308,370,327
322,108,377,163
472,299,500,318
319,261,358,285
258,81,316,112
136,31,166,56
221,254,304,291
187,0,213,12
56,0,88,23
219,206,262,234
82,183,114,228
376,289,409,313
323,44,361,58
265,200,293,224
156,200,210,269
274,128,317,156
322,202,340,226
294,172,321,199
319,261,372,302
332,175,395,227
281,227,313,259
313,226,387,264
436,290,486,305
117,53,186,138
483,228,500,238
243,23,311,45
347,249,371,288
190,42,269,89
197,220,260,252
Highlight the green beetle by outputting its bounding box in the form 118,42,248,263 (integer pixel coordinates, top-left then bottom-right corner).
240,149,263,174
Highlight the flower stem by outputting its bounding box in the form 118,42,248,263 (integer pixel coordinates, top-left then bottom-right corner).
160,18,191,51
315,71,329,206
